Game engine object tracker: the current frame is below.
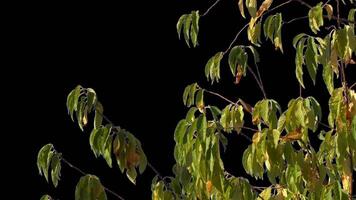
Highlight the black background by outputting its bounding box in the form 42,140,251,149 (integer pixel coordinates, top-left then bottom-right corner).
12,0,355,199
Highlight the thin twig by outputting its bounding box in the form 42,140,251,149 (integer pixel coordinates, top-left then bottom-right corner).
299,84,303,97
247,66,267,98
62,158,125,200
350,82,356,89
254,62,265,98
204,89,236,105
239,126,259,132
319,121,333,130
284,16,309,25
293,0,312,8
223,23,249,55
201,0,223,17
148,162,164,180
240,132,252,142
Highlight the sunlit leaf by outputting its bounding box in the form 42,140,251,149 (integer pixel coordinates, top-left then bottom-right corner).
308,3,324,34
246,0,257,17
238,0,245,18
75,174,107,200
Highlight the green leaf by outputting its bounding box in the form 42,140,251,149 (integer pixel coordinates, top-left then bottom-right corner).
246,45,260,63
99,125,112,154
258,187,272,200
272,129,280,148
228,46,248,76
89,128,101,157
293,33,308,48
348,8,356,23
335,26,350,60
238,0,246,18
86,88,97,112
308,3,324,34
103,135,113,168
188,83,198,107
196,114,207,140
67,85,82,121
242,145,253,175
183,14,192,47
37,144,54,182
211,161,224,193
176,14,188,39
273,13,283,52
40,195,53,200
126,167,138,185
190,11,200,47
50,153,61,187
94,101,103,129
113,133,126,173
138,151,147,174
248,19,262,46
295,40,305,88
195,89,204,113
328,88,344,128
186,107,198,122
321,34,334,94
305,37,318,85
205,52,224,84
174,119,188,144
209,106,221,121
263,15,275,40
246,0,257,17
75,174,107,200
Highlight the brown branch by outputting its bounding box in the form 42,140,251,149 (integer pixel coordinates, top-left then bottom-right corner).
62,158,125,200
201,0,223,17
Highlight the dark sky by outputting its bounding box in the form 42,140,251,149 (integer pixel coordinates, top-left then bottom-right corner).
14,0,355,199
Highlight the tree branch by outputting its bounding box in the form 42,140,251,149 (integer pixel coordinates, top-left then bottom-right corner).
247,65,267,99
293,0,312,9
201,0,223,17
62,158,125,200
204,89,237,105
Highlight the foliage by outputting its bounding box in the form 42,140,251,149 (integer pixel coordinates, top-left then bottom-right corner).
37,0,356,199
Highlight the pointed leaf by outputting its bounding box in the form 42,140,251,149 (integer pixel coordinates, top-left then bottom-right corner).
183,14,192,47
50,153,61,187
94,101,103,129
305,37,318,84
176,14,188,39
238,0,246,18
75,175,107,200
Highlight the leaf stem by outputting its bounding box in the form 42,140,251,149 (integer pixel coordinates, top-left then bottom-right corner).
62,158,125,200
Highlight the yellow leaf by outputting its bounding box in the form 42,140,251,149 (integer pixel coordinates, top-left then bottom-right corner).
324,4,333,20
252,132,261,144
281,128,302,141
256,0,273,18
